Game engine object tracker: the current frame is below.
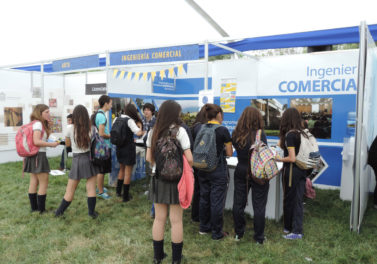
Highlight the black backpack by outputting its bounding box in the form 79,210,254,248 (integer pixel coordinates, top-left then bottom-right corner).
154,127,183,182
193,124,220,171
110,117,130,146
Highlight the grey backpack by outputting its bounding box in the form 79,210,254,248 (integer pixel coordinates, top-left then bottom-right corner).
193,124,220,172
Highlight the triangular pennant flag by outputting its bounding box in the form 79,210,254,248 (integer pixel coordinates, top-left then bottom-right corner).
147,72,151,81
116,70,121,79
127,72,133,80
134,72,140,81
119,70,125,79
151,72,156,81
112,69,119,78
160,70,165,80
131,72,135,80
123,71,128,79
142,72,148,81
138,72,143,81
174,66,178,76
165,69,169,79
178,65,183,75
183,63,188,73
169,68,174,78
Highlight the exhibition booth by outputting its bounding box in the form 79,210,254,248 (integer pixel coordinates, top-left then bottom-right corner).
1,23,376,226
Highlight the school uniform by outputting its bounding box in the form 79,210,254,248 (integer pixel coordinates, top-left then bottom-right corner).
232,131,269,243
114,115,141,166
65,125,97,180
94,109,111,174
282,131,307,235
23,121,50,174
147,125,191,204
196,121,232,240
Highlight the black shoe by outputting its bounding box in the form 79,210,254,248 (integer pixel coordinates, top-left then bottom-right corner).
122,194,133,203
153,253,167,264
89,211,99,219
212,231,229,240
54,210,64,217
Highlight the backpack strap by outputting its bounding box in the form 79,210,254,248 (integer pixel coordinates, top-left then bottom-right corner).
255,129,262,142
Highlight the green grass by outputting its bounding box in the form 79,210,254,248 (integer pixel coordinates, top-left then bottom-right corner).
1,157,377,264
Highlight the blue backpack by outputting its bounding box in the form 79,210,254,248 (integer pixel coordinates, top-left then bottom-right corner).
90,112,111,165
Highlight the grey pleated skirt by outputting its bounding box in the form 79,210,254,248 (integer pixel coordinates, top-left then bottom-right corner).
24,152,50,173
69,152,98,180
148,175,179,204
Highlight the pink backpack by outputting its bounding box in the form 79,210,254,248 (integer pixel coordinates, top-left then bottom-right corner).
16,120,44,157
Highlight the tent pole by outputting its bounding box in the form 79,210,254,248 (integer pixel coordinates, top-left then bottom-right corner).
204,40,209,91
352,21,367,233
41,63,44,104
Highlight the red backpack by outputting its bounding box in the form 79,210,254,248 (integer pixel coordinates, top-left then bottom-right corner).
16,120,44,157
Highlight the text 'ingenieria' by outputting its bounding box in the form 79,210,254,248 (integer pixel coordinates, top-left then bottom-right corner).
278,65,357,93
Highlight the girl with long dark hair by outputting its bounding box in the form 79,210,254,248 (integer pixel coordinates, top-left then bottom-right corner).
276,107,307,240
194,103,233,240
55,105,99,218
115,103,145,202
232,106,269,244
24,104,59,213
146,100,193,264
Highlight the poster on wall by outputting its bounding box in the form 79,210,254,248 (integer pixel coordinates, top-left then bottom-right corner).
50,116,62,133
0,134,8,146
32,87,41,98
49,98,57,107
4,107,23,126
220,78,237,113
199,90,214,108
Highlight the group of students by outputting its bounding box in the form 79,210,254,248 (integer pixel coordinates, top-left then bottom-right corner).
24,97,309,264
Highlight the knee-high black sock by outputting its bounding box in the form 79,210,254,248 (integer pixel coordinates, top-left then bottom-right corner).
87,197,96,216
116,179,123,196
55,198,71,216
153,239,165,261
122,184,130,202
37,194,47,213
172,241,183,263
28,193,38,212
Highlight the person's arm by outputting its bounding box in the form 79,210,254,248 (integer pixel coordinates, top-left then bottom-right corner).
146,147,154,165
130,120,145,137
277,147,296,163
33,130,59,147
98,124,110,139
65,137,71,148
225,143,233,157
183,149,193,167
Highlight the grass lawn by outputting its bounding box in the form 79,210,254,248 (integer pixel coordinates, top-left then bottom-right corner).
1,157,377,264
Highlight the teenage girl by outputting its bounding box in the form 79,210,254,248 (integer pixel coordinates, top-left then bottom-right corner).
146,100,193,264
115,103,145,202
55,105,99,218
194,103,233,240
232,106,269,244
24,104,59,213
276,107,307,240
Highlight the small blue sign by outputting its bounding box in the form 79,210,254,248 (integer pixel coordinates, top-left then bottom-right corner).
52,55,99,72
110,45,199,66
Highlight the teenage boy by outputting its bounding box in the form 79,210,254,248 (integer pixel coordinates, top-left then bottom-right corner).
94,95,112,199
142,103,156,217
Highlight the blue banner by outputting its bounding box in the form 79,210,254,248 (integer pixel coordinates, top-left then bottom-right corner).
110,45,199,66
52,55,99,72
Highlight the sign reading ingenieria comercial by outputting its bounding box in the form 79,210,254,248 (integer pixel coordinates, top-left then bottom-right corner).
109,45,199,66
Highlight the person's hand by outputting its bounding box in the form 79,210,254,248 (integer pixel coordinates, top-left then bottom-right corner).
50,141,60,147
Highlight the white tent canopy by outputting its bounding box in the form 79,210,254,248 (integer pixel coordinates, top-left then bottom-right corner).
1,0,377,66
